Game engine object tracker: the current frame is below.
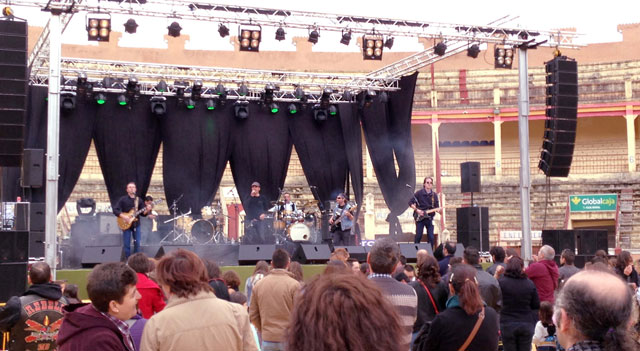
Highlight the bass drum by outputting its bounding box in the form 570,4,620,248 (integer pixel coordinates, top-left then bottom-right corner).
191,219,214,244
287,222,311,242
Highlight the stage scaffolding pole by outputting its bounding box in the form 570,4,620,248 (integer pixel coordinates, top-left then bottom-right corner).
517,46,533,263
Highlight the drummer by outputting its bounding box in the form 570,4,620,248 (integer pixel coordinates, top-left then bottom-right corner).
278,192,296,213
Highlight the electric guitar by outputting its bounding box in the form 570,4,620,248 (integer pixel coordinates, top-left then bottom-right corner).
413,207,442,222
117,199,163,230
330,205,358,233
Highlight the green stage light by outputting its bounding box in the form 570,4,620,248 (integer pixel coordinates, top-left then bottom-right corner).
95,93,106,105
269,102,279,114
117,94,128,106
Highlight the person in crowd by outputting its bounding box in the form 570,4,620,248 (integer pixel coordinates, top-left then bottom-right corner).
323,260,350,275
55,279,68,293
554,270,636,351
229,291,261,349
416,249,430,267
409,255,448,347
437,241,456,276
204,259,230,301
57,262,141,351
250,249,301,351
498,256,540,351
525,245,559,303
288,261,304,282
367,237,417,350
486,246,506,276
223,270,242,295
245,260,269,304
404,264,416,282
286,272,403,351
63,284,82,304
330,247,350,262
126,312,147,351
506,248,520,260
463,246,502,313
593,249,608,261
127,252,166,319
140,249,257,351
558,249,581,289
359,262,371,277
415,263,500,351
0,262,68,351
348,258,361,274
532,301,560,350
614,250,639,289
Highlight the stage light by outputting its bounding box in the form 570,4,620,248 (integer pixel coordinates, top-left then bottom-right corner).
384,37,394,49
205,99,216,111
238,83,249,96
214,83,227,101
94,93,107,105
364,89,376,108
156,80,168,92
343,90,352,101
2,6,13,17
340,30,352,45
264,83,276,104
191,80,202,100
126,76,139,97
494,46,514,69
102,77,116,89
308,28,319,44
434,42,447,56
239,25,261,52
363,35,384,60
86,13,111,41
269,102,279,114
467,44,480,59
288,103,298,114
379,91,388,103
234,100,250,119
185,98,196,109
328,105,338,116
218,23,229,37
61,92,76,110
77,73,88,96
117,94,128,106
294,87,307,102
124,18,138,34
174,81,187,100
150,96,167,115
168,21,182,37
312,104,327,121
275,27,286,41
320,87,332,109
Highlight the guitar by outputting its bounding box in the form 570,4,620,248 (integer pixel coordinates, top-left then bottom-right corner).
330,205,358,233
117,199,163,230
413,207,442,222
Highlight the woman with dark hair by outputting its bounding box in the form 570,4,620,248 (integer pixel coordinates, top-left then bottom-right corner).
127,252,166,319
498,256,540,351
614,250,639,289
415,264,500,351
204,259,230,301
286,272,403,351
63,284,82,304
223,270,242,294
410,256,448,346
245,260,269,304
288,261,304,282
140,249,257,351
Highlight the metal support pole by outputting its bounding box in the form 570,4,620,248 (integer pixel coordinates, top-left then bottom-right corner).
517,47,533,262
45,13,62,278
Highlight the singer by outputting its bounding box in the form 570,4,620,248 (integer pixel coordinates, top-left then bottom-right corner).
408,177,441,248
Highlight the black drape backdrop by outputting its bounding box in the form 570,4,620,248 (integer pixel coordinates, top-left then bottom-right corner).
361,73,419,235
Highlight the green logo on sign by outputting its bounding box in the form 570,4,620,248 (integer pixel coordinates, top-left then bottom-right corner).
569,194,617,212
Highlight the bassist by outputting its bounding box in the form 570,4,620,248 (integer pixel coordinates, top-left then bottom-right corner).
113,182,151,258
329,193,354,246
409,177,440,248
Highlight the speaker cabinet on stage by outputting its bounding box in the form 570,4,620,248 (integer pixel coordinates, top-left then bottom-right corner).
0,262,27,302
29,231,45,257
576,229,607,255
21,148,44,188
81,246,124,267
0,20,27,167
456,207,488,231
335,246,368,262
542,230,576,254
292,244,331,264
0,230,28,262
238,245,277,265
460,162,481,193
29,202,45,232
399,243,434,262
155,245,195,259
457,230,489,252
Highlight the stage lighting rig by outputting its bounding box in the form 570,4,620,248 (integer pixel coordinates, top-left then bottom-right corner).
363,35,384,60
308,28,319,44
294,87,307,102
94,92,107,105
434,41,447,56
156,80,168,93
218,23,230,37
117,94,128,106
494,46,514,69
61,91,76,110
239,25,261,52
263,83,276,104
126,77,139,98
275,26,286,41
124,18,138,34
288,103,298,115
467,44,480,58
86,13,111,42
312,104,327,121
328,105,338,116
384,37,394,49
168,21,182,37
379,91,388,103
340,30,352,45
214,83,227,101
191,80,203,100
150,96,167,115
76,73,88,96
238,83,249,96
205,99,216,111
234,100,250,119
320,87,332,109
185,98,196,110
269,102,279,114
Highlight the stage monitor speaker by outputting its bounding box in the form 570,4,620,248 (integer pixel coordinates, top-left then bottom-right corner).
460,162,481,193
29,202,45,232
81,246,124,268
0,230,28,262
29,230,45,257
576,229,608,255
542,230,576,254
238,244,277,265
335,246,368,262
0,262,27,302
398,243,434,262
456,207,488,231
457,230,489,252
20,148,44,188
155,245,195,259
292,244,331,264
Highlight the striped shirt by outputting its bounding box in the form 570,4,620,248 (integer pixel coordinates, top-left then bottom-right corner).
370,275,418,349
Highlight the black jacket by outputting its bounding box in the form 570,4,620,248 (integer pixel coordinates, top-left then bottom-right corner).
498,275,540,325
409,279,448,333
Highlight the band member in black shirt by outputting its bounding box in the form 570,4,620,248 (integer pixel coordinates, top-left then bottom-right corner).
409,177,441,248
113,182,151,258
244,181,270,244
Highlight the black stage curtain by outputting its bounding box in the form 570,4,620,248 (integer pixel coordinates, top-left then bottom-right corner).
161,100,233,214
361,73,419,235
229,103,293,207
338,103,364,235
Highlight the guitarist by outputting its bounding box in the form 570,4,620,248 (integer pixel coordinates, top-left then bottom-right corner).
329,193,354,246
113,182,151,258
409,177,440,248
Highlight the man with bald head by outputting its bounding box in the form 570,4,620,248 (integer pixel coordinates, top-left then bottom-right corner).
416,249,429,267
525,245,559,303
554,270,636,351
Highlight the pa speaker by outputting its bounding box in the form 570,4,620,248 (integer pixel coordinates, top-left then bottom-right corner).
238,244,276,265
29,231,45,257
335,246,368,262
0,262,27,302
542,230,576,254
29,202,45,232
20,148,44,188
292,244,331,264
457,230,489,252
460,162,481,193
398,243,433,263
456,207,488,231
81,246,124,267
0,230,28,263
576,229,608,255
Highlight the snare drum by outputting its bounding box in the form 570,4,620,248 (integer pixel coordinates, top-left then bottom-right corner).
201,206,214,219
287,222,311,242
191,219,214,244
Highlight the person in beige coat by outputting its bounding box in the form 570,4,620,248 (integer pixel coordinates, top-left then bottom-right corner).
250,249,301,351
140,249,257,351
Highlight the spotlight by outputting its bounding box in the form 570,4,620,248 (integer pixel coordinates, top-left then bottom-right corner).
94,93,107,105
308,28,319,44
434,42,447,56
234,100,250,119
61,92,76,110
86,13,111,42
218,23,229,37
117,94,128,106
150,96,167,115
174,81,186,100
320,87,332,109
124,18,138,34
239,25,261,52
363,35,384,60
275,27,286,41
328,105,338,116
294,87,307,102
191,79,202,100
269,102,279,114
126,77,139,97
238,83,249,96
168,22,182,37
494,46,514,69
288,103,298,115
379,91,388,103
343,90,352,101
214,83,227,101
102,77,115,89
340,30,352,45
384,37,394,49
185,98,196,110
312,104,327,121
364,89,376,108
77,73,88,96
264,83,276,104
467,44,480,59
205,99,216,111
156,80,168,92
2,6,13,17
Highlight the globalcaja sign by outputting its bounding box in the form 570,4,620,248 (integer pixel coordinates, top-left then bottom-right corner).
569,194,617,212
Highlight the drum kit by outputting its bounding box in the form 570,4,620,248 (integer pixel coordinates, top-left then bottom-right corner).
160,196,229,245
270,200,319,244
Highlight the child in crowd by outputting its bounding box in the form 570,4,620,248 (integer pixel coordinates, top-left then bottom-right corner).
532,301,563,351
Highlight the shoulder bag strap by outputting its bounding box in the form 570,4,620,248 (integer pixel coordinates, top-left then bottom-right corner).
458,307,485,351
418,280,439,314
